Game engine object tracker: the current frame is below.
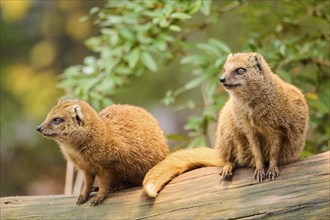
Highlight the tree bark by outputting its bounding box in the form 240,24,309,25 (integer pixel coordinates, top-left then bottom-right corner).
1,151,329,220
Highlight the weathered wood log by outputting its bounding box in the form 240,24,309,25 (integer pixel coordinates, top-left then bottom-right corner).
1,151,329,220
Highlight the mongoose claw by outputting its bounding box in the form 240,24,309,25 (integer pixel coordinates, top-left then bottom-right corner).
90,195,105,206
266,166,279,181
219,164,233,179
254,168,265,183
76,194,89,205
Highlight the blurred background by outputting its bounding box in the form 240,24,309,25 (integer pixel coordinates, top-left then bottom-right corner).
1,0,329,197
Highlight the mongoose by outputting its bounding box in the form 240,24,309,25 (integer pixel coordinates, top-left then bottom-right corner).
217,52,308,181
37,99,169,206
143,52,308,197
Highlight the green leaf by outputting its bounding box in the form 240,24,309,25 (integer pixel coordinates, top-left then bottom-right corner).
189,0,202,14
118,28,134,41
197,43,221,56
167,133,187,141
214,57,226,67
162,90,175,105
209,38,232,54
85,36,102,52
169,25,181,32
141,51,158,72
159,19,169,28
170,12,192,20
83,76,102,93
62,66,82,77
127,48,140,69
79,15,90,22
104,58,120,74
90,7,99,15
152,17,162,24
154,39,167,51
205,80,217,100
111,33,119,46
173,87,185,97
184,75,206,90
180,54,202,65
200,0,212,16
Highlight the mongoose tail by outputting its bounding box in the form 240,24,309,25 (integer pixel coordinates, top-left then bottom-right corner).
143,147,223,197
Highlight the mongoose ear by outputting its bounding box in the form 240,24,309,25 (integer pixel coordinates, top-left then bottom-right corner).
252,54,263,72
73,105,84,126
227,53,233,60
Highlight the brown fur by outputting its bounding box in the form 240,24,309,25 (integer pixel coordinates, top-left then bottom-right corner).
217,52,309,181
142,52,308,197
37,99,169,206
143,147,222,197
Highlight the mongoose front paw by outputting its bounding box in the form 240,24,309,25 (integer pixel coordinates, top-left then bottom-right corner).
219,164,233,179
254,168,265,182
90,195,105,206
76,194,89,205
266,166,279,181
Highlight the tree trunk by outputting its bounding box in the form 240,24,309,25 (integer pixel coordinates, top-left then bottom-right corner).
1,151,329,220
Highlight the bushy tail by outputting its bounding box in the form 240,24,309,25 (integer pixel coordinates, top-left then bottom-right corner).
143,147,223,197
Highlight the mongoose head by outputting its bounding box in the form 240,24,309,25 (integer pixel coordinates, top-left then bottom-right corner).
36,99,97,145
220,52,272,95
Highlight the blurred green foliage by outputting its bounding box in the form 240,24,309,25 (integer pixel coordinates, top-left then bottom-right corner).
60,0,329,155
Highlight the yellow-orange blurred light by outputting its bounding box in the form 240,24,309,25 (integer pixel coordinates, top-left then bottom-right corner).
30,40,57,69
0,0,32,22
65,11,91,41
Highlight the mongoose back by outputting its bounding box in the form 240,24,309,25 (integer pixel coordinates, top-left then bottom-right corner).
37,99,169,206
143,52,308,197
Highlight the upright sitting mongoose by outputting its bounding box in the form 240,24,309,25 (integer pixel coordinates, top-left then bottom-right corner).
143,52,308,197
216,52,308,181
37,99,169,206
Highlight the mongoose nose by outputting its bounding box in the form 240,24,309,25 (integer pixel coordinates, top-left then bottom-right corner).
36,125,42,133
220,76,226,84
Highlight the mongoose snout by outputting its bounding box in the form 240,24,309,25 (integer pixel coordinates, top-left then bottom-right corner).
220,76,226,83
36,125,42,132
36,124,55,137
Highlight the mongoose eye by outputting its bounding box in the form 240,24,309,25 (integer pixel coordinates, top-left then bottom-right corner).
236,68,246,75
52,118,64,125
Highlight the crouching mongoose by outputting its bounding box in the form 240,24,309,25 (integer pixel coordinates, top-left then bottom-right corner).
37,99,169,206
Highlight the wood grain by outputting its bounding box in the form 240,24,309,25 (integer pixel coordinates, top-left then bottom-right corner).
1,151,329,220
